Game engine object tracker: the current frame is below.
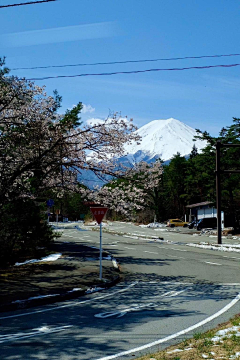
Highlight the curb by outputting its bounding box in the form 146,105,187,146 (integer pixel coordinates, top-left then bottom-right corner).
0,274,120,313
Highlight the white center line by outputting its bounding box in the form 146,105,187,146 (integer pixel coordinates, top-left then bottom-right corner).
205,261,222,266
167,255,185,259
170,248,187,252
144,251,158,254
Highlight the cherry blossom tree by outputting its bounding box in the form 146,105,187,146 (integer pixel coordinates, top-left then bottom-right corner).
0,57,142,264
93,160,163,220
0,59,140,208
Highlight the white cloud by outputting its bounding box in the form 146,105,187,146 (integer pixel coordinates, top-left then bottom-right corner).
86,118,104,126
0,22,118,48
82,104,95,114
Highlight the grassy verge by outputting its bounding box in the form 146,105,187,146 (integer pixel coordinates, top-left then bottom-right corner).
136,313,240,360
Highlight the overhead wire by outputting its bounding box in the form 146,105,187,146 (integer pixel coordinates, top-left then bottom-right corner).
11,53,240,70
25,63,240,81
0,0,57,8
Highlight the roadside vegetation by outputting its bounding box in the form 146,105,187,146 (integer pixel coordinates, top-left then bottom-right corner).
137,313,240,360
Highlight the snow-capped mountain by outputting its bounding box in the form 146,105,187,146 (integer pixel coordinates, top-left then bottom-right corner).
123,118,207,164
79,118,207,188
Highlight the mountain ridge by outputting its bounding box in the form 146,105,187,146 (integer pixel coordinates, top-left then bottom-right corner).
123,118,207,163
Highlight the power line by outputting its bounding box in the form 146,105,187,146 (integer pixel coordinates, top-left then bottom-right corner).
12,53,240,70
25,63,240,81
0,0,57,8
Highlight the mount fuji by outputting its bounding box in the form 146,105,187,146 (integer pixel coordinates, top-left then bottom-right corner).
80,118,207,188
122,118,207,165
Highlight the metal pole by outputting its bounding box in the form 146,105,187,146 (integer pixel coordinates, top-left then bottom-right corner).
99,222,102,280
47,207,50,224
216,141,222,244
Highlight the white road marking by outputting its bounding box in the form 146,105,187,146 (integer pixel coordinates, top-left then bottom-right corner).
0,325,72,344
169,248,187,252
221,283,240,286
124,247,134,250
144,251,158,254
151,290,186,300
205,261,222,266
167,255,185,259
94,290,186,319
96,292,240,360
95,303,155,319
94,290,186,318
217,255,240,260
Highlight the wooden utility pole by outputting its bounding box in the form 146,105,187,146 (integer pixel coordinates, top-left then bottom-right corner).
216,141,222,244
215,142,240,245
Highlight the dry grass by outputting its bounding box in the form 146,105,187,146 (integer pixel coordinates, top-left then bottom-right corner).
136,314,240,360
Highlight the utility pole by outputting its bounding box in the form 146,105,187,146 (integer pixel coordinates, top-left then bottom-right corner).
215,142,240,245
216,141,222,245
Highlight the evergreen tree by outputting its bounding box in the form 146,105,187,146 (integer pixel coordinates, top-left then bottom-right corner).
163,153,187,218
195,118,240,227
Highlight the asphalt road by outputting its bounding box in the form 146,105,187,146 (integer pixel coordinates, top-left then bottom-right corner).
1,223,240,360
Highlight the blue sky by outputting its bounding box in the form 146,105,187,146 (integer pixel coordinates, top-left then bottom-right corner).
1,0,240,136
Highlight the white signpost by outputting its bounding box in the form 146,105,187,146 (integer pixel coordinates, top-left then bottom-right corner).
90,207,108,280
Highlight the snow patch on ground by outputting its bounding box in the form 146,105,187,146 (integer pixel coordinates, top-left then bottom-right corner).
112,258,119,269
86,287,105,294
211,325,240,343
230,352,240,359
139,222,166,228
67,288,82,293
15,253,62,266
167,347,192,354
186,243,240,253
103,255,112,260
12,293,60,303
123,235,139,239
